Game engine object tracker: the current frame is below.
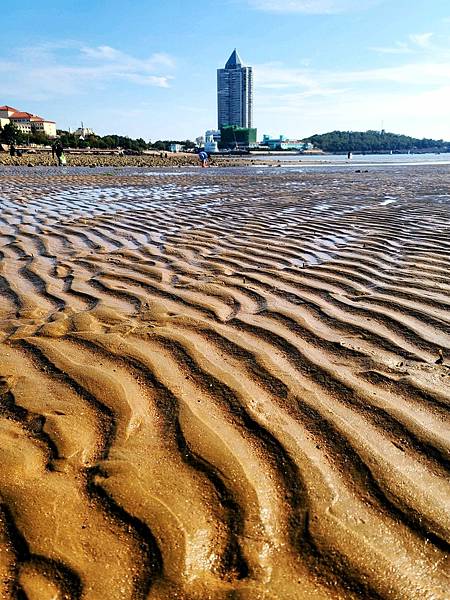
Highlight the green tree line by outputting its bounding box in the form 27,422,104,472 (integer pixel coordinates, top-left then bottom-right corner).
0,123,196,152
54,131,196,152
303,130,450,153
0,123,61,146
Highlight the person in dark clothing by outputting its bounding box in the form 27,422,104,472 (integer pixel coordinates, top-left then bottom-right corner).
9,144,15,157
54,142,64,166
198,150,208,168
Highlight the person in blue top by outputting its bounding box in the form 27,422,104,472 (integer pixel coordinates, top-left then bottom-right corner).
198,150,208,168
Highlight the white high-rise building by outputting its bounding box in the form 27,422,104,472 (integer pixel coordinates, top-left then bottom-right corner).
217,49,253,129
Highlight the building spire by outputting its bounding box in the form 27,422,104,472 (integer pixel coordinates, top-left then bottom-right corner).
225,49,243,69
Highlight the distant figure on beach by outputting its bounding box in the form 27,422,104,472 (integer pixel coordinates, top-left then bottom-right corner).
9,144,15,157
51,142,56,160
54,141,66,166
198,150,208,168
347,151,353,160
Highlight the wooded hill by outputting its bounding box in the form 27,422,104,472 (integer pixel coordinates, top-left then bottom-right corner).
304,130,450,153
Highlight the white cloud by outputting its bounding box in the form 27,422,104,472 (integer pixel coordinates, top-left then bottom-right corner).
371,32,439,55
409,32,433,48
370,42,413,55
80,45,175,70
255,60,450,89
330,62,450,85
0,42,175,100
255,62,318,89
252,21,449,139
254,58,450,139
80,45,124,60
256,84,450,139
247,0,383,14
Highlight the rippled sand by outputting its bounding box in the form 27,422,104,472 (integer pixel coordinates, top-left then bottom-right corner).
0,166,449,599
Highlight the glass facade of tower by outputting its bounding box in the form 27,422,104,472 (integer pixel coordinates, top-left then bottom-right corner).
217,50,253,130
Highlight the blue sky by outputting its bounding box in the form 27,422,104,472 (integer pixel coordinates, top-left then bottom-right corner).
2,0,450,141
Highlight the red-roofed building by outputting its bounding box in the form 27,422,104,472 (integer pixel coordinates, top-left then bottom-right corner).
0,106,20,117
0,105,57,137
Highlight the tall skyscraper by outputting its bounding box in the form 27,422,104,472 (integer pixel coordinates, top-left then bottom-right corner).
217,49,253,129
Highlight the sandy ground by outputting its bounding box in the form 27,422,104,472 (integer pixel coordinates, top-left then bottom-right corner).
0,165,449,599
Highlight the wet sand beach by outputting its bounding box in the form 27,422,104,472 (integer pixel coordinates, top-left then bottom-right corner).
0,165,449,599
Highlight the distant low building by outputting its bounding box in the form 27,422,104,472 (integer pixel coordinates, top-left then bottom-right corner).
204,132,219,154
169,143,183,153
220,125,257,149
0,105,57,138
205,129,221,143
73,125,95,138
262,134,313,151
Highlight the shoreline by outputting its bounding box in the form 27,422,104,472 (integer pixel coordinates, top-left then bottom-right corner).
2,151,449,171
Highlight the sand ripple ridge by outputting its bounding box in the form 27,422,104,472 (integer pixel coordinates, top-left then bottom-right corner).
0,167,449,599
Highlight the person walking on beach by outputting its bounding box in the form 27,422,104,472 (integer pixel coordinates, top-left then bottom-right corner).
54,141,66,166
9,144,15,157
198,150,208,168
